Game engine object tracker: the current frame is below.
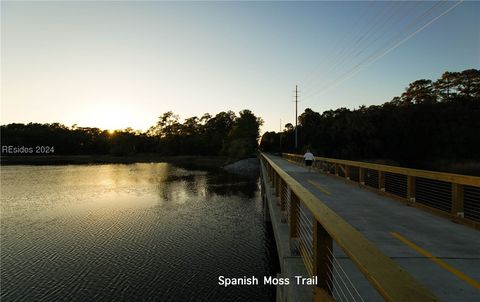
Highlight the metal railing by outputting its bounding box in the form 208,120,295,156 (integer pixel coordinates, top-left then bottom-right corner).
261,153,438,302
283,153,480,229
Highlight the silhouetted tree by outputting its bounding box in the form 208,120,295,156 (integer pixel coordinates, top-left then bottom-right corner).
261,69,480,166
1,109,263,159
224,110,263,158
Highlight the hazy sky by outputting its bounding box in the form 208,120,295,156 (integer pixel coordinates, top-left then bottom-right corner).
1,1,479,133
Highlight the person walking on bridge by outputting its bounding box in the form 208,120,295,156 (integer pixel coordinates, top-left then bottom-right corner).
303,150,315,172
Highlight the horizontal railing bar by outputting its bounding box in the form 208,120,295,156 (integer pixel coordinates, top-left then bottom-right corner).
385,178,407,184
415,193,450,200
464,210,480,215
298,220,312,236
385,183,406,189
385,177,406,182
418,200,450,207
329,250,365,302
298,229,313,245
416,185,451,192
415,200,451,208
297,224,313,244
415,199,451,209
298,228,313,248
416,191,451,199
299,213,312,229
284,153,480,187
385,183,407,191
298,230,313,248
298,212,312,231
386,173,406,178
298,245,314,275
299,208,312,225
262,153,439,301
298,237,313,255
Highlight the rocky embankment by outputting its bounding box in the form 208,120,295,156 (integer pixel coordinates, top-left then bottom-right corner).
223,158,260,177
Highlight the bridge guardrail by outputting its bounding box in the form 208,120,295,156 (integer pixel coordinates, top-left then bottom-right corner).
261,153,439,302
283,153,480,229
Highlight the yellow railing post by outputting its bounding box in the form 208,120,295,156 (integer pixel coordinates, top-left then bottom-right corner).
379,171,386,191
313,219,333,299
263,153,440,301
407,176,416,202
359,167,365,185
275,173,282,203
451,183,464,218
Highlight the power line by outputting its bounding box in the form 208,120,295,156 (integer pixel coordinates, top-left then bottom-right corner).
299,0,376,90
301,0,432,98
301,1,404,95
302,0,462,102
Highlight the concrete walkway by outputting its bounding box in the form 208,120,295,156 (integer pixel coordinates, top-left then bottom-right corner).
267,155,480,302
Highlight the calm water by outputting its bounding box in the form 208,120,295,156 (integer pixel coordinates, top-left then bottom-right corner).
1,163,278,301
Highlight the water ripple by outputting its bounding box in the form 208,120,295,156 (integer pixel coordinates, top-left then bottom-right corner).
1,164,277,301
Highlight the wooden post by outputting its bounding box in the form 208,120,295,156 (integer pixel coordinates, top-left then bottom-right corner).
313,220,333,297
334,163,339,176
379,171,385,191
407,176,416,202
345,164,350,180
276,173,281,198
273,172,277,192
451,184,464,218
359,168,365,185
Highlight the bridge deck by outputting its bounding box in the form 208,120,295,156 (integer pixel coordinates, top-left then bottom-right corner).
267,155,480,301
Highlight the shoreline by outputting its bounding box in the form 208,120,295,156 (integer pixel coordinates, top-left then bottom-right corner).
2,154,477,176
0,154,231,170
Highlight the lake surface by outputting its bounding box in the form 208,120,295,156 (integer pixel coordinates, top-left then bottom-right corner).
1,163,278,301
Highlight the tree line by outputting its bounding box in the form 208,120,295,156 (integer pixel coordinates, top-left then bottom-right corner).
260,69,480,166
1,109,263,159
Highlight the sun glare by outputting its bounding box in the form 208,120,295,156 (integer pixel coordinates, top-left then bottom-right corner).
77,103,150,132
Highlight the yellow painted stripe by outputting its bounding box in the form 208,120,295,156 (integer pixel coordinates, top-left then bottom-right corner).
391,232,480,290
308,180,332,196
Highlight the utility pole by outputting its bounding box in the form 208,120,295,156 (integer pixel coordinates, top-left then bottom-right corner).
295,85,298,150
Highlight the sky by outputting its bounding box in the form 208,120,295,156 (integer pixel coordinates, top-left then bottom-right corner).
1,1,479,133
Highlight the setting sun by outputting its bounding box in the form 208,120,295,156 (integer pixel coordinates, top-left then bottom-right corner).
77,103,153,132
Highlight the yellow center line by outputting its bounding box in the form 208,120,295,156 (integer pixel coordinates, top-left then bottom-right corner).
307,180,332,196
391,231,480,290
